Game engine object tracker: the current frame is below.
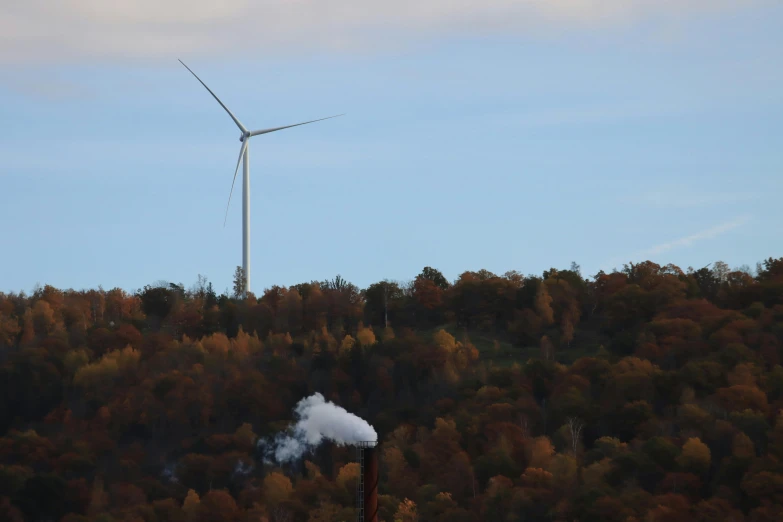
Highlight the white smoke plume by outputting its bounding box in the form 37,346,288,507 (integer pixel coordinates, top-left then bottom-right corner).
161,463,179,484
233,459,254,478
259,393,377,464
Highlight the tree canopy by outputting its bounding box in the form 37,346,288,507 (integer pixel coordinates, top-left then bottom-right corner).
0,257,782,521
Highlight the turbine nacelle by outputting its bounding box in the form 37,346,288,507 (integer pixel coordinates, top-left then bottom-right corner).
239,132,249,142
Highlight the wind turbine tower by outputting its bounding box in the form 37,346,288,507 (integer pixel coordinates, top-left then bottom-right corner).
179,60,343,296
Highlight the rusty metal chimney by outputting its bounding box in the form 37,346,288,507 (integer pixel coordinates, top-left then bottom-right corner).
356,441,378,522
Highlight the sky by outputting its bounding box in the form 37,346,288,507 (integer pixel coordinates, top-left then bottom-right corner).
1,1,781,295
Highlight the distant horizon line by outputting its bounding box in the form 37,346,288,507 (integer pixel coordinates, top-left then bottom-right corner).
3,255,773,296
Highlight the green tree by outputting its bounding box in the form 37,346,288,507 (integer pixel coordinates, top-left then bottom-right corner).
232,266,247,298
418,266,450,290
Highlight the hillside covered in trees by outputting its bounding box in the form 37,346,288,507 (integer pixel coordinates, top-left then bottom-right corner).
1,258,783,522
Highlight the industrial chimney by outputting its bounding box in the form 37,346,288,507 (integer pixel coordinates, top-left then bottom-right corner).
356,441,378,522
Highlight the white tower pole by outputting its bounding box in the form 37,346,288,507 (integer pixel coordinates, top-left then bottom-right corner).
242,141,250,296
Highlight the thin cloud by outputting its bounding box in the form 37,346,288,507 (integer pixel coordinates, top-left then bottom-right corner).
0,0,772,65
638,190,760,209
639,215,751,257
598,215,751,272
0,74,92,101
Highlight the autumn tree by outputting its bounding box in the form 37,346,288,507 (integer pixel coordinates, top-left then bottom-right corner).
200,490,240,522
182,489,200,521
528,436,555,469
535,282,555,326
394,498,418,522
263,472,293,508
356,324,377,347
677,437,711,474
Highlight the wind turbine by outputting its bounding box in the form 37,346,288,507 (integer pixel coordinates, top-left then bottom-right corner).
179,59,343,296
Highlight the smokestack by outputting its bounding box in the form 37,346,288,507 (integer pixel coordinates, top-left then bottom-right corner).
364,445,378,522
357,441,378,522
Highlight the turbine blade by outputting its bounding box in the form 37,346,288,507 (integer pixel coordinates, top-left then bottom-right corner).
179,59,247,133
224,139,248,227
249,114,344,137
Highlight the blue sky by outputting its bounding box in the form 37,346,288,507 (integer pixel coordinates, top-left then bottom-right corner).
1,1,781,295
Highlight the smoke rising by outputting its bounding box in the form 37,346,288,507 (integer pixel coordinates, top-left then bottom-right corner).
259,393,377,463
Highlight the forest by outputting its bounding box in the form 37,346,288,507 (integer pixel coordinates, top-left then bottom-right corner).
1,257,782,522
